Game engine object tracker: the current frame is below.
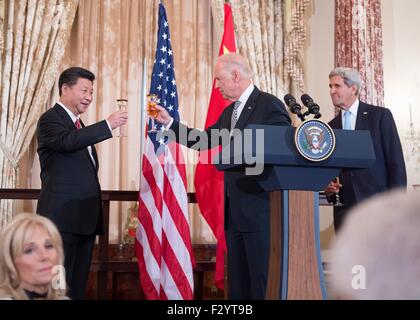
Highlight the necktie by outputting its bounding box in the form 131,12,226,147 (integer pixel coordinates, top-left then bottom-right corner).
231,101,241,130
75,118,82,129
343,111,352,130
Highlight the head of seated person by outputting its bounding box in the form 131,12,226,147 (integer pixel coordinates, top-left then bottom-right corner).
0,213,67,300
330,189,420,299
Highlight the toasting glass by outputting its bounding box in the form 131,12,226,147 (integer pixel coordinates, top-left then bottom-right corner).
147,94,159,132
116,99,128,137
333,177,343,207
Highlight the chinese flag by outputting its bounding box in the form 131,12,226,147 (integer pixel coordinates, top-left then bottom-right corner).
193,3,236,290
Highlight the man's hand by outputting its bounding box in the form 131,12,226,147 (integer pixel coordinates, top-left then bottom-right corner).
153,105,172,126
107,110,128,129
325,179,342,196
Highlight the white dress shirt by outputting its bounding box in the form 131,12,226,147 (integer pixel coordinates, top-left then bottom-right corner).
341,99,359,130
233,82,254,120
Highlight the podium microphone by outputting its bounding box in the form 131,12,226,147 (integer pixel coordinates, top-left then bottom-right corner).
284,94,305,122
301,94,322,119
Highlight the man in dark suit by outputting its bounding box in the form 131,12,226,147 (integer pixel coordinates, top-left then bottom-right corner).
325,67,407,232
36,67,127,299
154,53,291,299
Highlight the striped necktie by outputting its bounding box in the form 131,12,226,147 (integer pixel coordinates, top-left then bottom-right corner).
231,101,241,130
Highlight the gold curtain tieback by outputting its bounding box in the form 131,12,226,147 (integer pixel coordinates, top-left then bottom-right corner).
0,138,18,169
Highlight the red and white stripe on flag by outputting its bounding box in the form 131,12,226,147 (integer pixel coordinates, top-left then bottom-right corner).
136,138,194,300
135,3,194,300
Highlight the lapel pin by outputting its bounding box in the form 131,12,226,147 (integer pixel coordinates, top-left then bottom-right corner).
363,112,368,115
248,106,251,110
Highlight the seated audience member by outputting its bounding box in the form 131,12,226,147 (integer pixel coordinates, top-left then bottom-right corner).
0,213,68,300
330,189,420,299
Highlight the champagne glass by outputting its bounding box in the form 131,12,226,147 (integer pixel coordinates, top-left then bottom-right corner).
116,99,128,137
147,94,159,132
333,177,343,207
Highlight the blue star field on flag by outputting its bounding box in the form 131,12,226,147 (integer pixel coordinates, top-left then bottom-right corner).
149,4,180,151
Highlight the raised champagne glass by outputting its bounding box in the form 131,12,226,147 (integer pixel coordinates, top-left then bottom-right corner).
147,94,159,132
116,98,128,137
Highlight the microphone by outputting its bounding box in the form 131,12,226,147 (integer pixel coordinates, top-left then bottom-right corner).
284,94,305,122
301,94,322,119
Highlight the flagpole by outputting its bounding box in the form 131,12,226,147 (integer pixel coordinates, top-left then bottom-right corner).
139,42,147,185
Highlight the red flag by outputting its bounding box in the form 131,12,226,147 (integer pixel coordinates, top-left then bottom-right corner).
136,4,194,300
193,3,236,290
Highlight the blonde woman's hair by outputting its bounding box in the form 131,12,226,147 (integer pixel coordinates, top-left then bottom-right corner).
0,213,67,300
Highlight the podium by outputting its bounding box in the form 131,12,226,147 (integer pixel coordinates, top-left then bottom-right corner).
215,124,375,300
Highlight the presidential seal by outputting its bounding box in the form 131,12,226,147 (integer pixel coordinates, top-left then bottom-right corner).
294,119,336,162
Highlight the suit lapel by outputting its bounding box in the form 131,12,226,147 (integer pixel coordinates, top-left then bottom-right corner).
54,104,98,171
54,104,78,130
79,119,98,171
330,112,342,129
54,104,94,135
355,102,369,130
234,87,260,130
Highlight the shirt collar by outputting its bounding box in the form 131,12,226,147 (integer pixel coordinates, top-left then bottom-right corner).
236,82,254,106
57,101,79,123
346,99,359,116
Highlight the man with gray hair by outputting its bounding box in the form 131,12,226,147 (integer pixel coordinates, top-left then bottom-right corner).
330,189,420,299
324,67,406,232
154,53,291,299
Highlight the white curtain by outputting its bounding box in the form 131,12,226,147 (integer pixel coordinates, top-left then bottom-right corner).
0,0,78,228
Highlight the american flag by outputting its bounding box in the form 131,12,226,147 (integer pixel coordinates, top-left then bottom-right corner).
136,3,194,300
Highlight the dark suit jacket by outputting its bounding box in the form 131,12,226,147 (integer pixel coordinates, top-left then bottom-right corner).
36,104,112,235
170,86,291,232
329,101,407,225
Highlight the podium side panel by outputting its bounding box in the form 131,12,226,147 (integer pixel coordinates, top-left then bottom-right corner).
313,193,328,300
287,191,323,300
266,191,282,300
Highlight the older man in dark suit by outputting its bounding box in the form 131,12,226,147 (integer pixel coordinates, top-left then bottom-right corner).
36,67,127,299
154,53,291,299
325,67,407,232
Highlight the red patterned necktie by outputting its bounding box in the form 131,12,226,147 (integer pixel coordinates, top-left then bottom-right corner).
75,118,82,129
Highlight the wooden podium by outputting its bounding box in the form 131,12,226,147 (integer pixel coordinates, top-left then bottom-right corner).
216,125,375,299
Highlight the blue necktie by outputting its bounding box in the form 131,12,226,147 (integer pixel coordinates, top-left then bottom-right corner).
343,111,352,130
231,101,241,130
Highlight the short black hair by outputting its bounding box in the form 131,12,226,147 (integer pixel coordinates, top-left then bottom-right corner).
58,67,95,96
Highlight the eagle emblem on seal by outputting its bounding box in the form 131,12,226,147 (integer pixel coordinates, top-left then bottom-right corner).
304,126,327,154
